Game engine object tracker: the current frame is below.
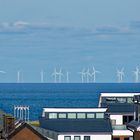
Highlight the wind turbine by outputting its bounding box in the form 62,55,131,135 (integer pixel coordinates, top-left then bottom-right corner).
52,68,58,83
0,70,6,74
117,68,124,83
78,68,86,83
86,68,92,83
40,70,45,83
133,66,140,83
17,70,21,83
66,71,70,83
91,66,100,83
58,68,64,83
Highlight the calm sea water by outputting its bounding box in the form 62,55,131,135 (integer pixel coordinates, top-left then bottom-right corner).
0,83,140,120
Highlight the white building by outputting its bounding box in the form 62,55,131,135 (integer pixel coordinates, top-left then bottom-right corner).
98,93,140,140
39,108,112,140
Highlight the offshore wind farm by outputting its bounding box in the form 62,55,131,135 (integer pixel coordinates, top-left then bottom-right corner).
1,67,140,83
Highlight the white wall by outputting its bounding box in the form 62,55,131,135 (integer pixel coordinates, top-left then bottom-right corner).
110,115,123,125
58,134,112,140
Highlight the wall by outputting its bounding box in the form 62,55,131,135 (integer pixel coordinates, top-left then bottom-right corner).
110,115,123,125
134,131,140,140
58,134,112,140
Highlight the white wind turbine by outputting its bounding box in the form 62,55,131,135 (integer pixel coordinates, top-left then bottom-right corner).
117,68,124,83
40,70,45,83
0,70,6,74
91,66,100,83
52,68,58,83
17,70,22,83
133,66,140,83
0,70,6,81
58,68,64,83
66,71,70,83
86,68,92,83
78,68,86,83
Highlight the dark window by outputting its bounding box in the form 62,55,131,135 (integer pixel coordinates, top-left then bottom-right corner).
123,116,133,124
74,136,81,140
113,138,120,140
124,138,129,140
128,116,133,122
84,136,90,140
64,136,71,140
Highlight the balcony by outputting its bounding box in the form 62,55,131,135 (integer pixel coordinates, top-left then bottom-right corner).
112,125,127,130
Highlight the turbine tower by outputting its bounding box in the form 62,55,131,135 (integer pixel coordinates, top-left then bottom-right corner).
117,68,124,83
86,68,92,83
52,68,58,83
66,71,70,83
91,66,100,83
78,68,86,83
133,66,140,83
17,70,21,83
58,68,63,83
40,70,45,83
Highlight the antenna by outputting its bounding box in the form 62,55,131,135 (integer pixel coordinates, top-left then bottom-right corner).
91,66,100,83
117,68,124,83
40,70,44,83
133,66,140,83
78,68,86,83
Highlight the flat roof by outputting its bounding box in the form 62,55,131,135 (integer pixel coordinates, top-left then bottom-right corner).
100,93,140,97
42,108,107,113
107,104,134,114
39,118,112,133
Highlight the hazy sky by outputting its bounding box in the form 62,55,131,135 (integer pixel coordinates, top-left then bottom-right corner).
0,0,140,83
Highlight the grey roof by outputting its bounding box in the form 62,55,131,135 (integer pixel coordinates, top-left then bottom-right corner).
39,118,112,133
107,104,134,114
127,120,140,131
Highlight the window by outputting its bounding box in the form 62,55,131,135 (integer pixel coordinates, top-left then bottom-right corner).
124,138,129,140
127,97,133,103
116,97,126,103
84,136,90,140
58,113,66,119
87,113,95,118
68,113,76,119
106,97,116,103
77,113,86,119
64,136,71,140
49,113,57,119
123,116,133,124
96,113,104,118
128,116,133,122
113,138,120,140
74,136,81,140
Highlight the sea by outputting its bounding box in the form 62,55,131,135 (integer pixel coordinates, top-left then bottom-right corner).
0,83,140,120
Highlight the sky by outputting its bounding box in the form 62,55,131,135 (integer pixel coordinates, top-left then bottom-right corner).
0,0,140,83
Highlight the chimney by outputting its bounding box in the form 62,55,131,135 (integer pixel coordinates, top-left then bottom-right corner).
3,115,15,134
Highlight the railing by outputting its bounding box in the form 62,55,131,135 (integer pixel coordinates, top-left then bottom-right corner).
112,125,127,130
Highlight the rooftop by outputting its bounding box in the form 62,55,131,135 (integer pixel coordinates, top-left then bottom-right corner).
39,118,112,133
107,104,134,114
